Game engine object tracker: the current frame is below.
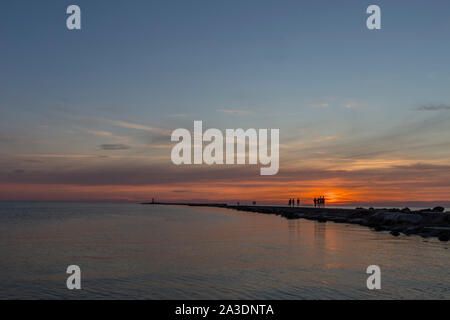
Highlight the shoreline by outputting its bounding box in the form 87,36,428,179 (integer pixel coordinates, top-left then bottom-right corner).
142,202,450,242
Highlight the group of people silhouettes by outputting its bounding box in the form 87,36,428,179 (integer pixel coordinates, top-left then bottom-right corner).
314,196,326,207
288,196,326,207
288,198,300,207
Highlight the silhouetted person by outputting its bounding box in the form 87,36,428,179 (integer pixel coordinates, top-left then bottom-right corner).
297,198,300,207
314,198,317,207
317,196,324,207
288,199,291,206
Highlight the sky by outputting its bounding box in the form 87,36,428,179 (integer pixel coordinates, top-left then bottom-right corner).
1,0,450,206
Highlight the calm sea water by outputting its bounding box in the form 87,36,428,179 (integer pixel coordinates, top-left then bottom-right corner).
0,202,448,299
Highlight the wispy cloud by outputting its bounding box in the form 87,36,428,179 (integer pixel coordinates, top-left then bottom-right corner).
102,119,170,135
83,128,129,144
344,100,366,109
99,144,131,150
168,113,188,118
308,103,329,108
16,153,104,159
85,129,116,138
64,115,170,135
2,161,450,191
217,109,252,116
312,135,340,143
306,99,365,109
416,104,450,111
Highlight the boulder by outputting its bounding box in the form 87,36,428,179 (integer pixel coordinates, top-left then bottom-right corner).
404,226,422,234
348,218,367,225
432,206,445,213
369,211,422,225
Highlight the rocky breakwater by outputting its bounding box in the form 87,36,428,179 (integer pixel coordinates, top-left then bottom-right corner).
225,205,450,242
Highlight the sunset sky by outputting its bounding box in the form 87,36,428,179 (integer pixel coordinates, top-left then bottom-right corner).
1,0,450,206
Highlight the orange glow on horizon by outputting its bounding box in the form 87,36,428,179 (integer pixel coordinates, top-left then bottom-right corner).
1,179,449,207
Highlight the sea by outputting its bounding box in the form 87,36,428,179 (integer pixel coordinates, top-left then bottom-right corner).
0,202,448,299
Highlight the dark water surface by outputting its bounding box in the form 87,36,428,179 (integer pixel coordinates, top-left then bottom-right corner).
0,202,448,299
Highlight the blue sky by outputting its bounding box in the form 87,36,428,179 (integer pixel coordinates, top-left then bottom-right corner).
2,1,450,124
1,0,450,204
